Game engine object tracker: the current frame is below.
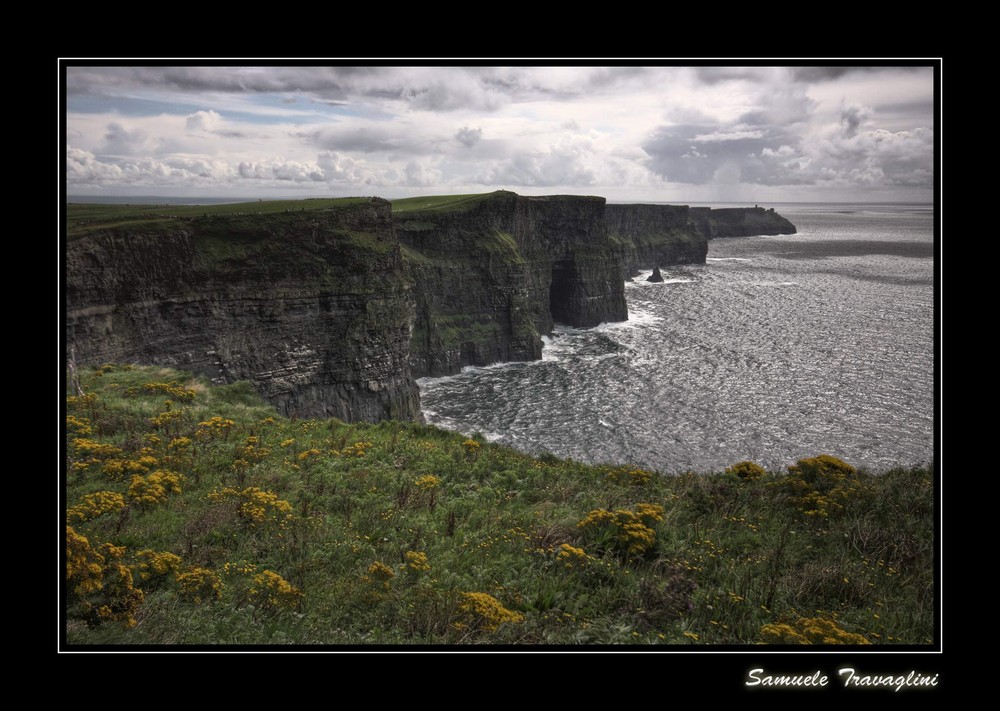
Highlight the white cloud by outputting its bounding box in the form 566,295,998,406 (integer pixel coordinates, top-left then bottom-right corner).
65,65,936,201
185,110,223,132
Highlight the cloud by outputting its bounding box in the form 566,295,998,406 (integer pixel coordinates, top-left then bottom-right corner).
692,128,765,142
693,67,769,85
839,103,872,138
790,66,929,83
483,136,598,187
102,122,150,156
303,125,432,154
455,126,482,148
67,146,237,187
186,110,222,132
404,161,440,187
65,65,934,200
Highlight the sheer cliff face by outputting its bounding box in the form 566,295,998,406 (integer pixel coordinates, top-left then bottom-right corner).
398,192,628,378
66,199,421,422
689,206,797,238
606,203,708,276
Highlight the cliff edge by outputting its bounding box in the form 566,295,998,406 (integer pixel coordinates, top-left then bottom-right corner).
66,198,421,422
66,193,796,422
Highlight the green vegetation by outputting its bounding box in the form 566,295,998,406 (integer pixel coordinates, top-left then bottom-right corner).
67,198,373,239
411,314,503,353
65,365,933,646
391,192,499,216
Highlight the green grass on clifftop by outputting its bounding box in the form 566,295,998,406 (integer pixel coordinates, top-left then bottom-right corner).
65,365,934,646
391,192,500,216
67,198,374,239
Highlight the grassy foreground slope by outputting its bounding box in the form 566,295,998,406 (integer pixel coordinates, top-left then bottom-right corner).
65,365,933,645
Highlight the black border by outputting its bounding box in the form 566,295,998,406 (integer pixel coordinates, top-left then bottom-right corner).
57,59,945,688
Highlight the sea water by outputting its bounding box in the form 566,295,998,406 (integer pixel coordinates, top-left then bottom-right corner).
418,203,935,473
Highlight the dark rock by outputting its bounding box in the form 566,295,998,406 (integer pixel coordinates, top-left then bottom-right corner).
66,200,421,423
688,205,797,238
606,203,708,277
397,192,628,377
647,266,664,282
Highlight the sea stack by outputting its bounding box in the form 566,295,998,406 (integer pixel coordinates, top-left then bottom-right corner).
647,265,664,282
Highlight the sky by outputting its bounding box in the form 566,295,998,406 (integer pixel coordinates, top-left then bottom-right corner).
65,64,936,203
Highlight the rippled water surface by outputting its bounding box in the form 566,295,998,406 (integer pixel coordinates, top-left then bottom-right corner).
418,204,935,473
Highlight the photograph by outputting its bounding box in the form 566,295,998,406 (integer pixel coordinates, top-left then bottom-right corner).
61,61,939,671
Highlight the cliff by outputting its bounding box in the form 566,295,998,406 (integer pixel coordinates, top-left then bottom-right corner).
689,206,796,238
606,203,708,277
66,193,796,421
65,198,421,422
395,192,627,377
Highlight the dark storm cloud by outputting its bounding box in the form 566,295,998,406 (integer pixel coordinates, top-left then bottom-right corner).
455,127,482,148
840,104,870,138
693,67,767,84
68,66,349,98
642,124,806,186
102,122,149,155
790,65,930,82
301,125,438,154
67,66,508,111
67,66,671,114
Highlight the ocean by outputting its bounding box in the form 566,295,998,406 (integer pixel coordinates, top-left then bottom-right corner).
417,203,935,474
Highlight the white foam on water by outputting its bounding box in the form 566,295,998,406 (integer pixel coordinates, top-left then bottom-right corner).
706,257,751,262
460,360,521,374
596,307,663,333
752,281,799,287
662,278,694,284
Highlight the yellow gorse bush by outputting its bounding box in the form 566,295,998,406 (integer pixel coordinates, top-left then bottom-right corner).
405,550,430,572
578,503,665,555
606,466,653,486
66,525,105,595
150,408,184,429
167,437,191,451
760,616,871,645
457,592,524,632
195,416,236,439
66,415,93,436
725,461,767,480
65,526,144,627
142,381,197,401
72,438,123,460
67,491,127,523
774,455,866,518
340,441,374,458
222,560,258,577
249,570,303,610
66,392,99,410
135,549,183,582
103,454,158,480
127,470,183,509
362,561,395,590
207,486,294,527
556,543,591,569
414,475,440,490
176,567,224,604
